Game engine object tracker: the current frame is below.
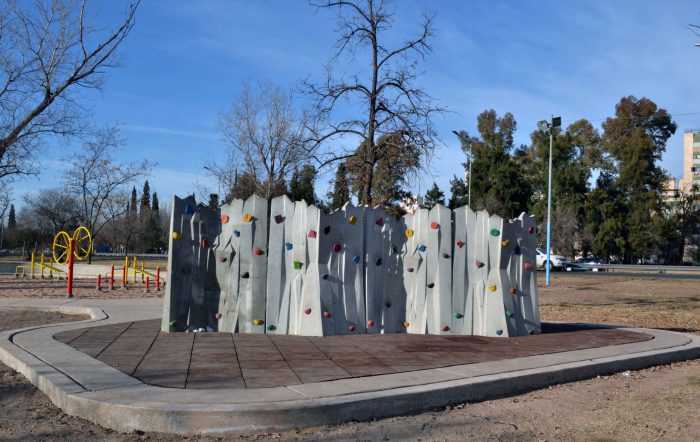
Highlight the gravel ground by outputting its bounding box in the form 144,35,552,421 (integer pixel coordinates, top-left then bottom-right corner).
0,274,699,441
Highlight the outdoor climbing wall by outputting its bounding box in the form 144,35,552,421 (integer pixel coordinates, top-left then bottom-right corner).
163,195,541,338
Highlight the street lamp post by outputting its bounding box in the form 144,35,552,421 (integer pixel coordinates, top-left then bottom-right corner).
452,130,472,208
537,116,561,287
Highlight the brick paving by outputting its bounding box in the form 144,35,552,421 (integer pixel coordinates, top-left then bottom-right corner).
54,321,652,389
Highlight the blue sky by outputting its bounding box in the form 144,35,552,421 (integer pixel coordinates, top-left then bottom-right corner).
12,0,700,210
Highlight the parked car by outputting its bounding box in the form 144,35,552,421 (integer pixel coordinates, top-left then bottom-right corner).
536,248,568,270
573,256,604,271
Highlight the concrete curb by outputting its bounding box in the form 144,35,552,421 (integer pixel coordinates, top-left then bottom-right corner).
1,300,699,434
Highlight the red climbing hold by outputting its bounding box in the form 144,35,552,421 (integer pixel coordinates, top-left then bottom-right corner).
524,262,534,270
528,226,535,234
253,247,264,256
430,221,439,230
332,243,342,253
456,240,465,248
323,311,332,318
348,324,356,332
201,239,208,248
509,287,517,295
367,320,375,326
375,217,384,227
475,260,485,268
441,325,450,332
307,229,317,238
220,215,230,224
304,308,312,315
218,256,227,262
215,313,222,320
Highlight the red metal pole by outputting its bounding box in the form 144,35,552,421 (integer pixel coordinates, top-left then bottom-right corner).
110,265,115,290
145,276,150,293
67,239,75,298
96,274,101,291
156,267,161,291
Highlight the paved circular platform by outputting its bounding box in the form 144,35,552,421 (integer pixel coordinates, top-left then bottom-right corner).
1,297,699,434
55,320,653,389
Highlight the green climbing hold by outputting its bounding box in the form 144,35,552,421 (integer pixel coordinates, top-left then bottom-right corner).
454,312,464,319
321,273,330,280
293,261,303,270
442,252,450,259
490,228,500,236
169,321,177,328
267,324,276,331
506,310,514,318
390,244,398,255
375,257,382,266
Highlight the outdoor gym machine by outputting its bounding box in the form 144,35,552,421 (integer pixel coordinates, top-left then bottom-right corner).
52,226,92,298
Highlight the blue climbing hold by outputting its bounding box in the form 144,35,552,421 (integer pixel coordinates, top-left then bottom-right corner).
418,245,426,252
184,203,195,214
285,242,293,251
233,230,240,237
495,329,503,336
352,255,361,264
514,246,521,255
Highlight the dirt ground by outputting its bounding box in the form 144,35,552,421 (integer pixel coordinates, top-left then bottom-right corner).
0,274,163,299
0,273,699,441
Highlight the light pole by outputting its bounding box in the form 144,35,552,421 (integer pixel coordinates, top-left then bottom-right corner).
537,116,561,287
452,130,472,208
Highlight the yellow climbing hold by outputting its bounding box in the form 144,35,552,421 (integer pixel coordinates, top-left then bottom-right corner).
501,239,510,247
348,215,357,224
243,213,253,222
487,285,497,292
253,319,264,326
172,231,181,240
402,321,410,328
405,229,414,238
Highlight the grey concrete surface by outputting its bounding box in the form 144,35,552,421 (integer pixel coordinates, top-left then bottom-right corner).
0,297,698,434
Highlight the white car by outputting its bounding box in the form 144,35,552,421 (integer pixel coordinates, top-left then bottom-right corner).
536,248,568,270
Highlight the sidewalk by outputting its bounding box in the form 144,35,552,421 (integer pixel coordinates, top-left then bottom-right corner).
1,297,699,434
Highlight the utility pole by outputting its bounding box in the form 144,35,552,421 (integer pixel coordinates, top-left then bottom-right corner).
537,116,561,287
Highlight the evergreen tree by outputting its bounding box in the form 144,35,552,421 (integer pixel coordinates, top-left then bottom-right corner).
208,194,219,210
447,175,468,209
7,204,16,230
327,162,350,210
287,165,318,205
129,186,138,219
140,181,151,209
422,182,445,210
152,192,159,212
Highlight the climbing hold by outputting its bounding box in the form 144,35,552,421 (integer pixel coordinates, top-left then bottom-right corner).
407,267,414,272
352,255,361,264
487,285,497,292
233,230,240,237
495,329,503,336
323,311,332,318
441,325,450,332
201,239,208,248
427,282,435,288
454,312,464,319
267,324,276,331
390,244,398,255
402,321,410,328
506,310,514,318
375,257,382,266
514,246,521,255
501,239,510,247
241,271,250,279
172,231,181,240
348,324,356,332
430,221,439,230
348,215,357,224
385,301,391,308
215,313,222,320
442,252,450,259
323,225,331,235
405,229,414,238
307,229,317,238
243,213,253,222
218,256,227,262
456,240,465,248
285,242,293,250
490,228,500,236
528,226,535,234
509,287,517,295
475,260,485,268
304,308,312,315
253,247,264,256
169,320,178,328
524,262,534,270
294,261,303,270
274,214,284,224
375,217,384,227
220,215,230,224
418,245,426,252
333,243,342,253
184,203,194,214
321,273,330,280
367,320,375,327
253,319,264,326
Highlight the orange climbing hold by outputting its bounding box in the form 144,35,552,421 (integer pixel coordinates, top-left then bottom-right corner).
243,213,253,222
220,215,230,224
430,221,439,230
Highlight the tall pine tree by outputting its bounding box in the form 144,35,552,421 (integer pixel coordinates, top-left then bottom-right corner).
287,165,318,205
327,162,350,210
422,182,445,210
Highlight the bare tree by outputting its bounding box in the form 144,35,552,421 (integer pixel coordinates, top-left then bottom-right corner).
62,126,151,258
21,188,81,233
305,0,444,205
208,82,310,203
0,0,139,179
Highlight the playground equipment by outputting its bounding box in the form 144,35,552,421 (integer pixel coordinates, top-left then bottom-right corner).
96,256,163,292
52,226,92,297
14,252,66,279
